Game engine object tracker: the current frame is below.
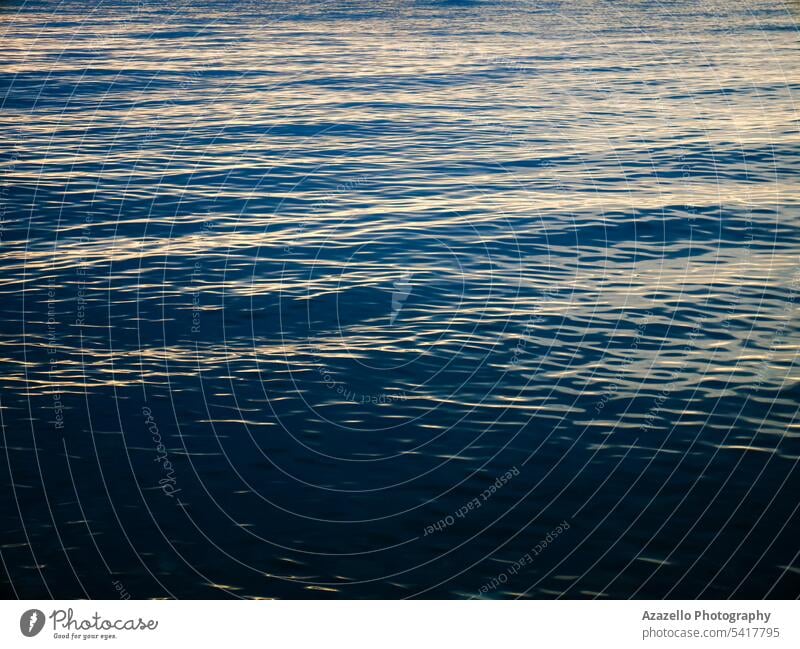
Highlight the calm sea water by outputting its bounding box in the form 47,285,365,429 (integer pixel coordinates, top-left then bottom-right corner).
1,0,799,599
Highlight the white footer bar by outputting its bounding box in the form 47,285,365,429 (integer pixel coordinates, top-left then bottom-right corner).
1,600,797,648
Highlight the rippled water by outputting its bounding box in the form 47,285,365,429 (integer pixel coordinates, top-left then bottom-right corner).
1,0,799,599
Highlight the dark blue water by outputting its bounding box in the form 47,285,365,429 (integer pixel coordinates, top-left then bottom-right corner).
1,0,799,599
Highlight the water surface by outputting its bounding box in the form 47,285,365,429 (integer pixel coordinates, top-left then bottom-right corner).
1,0,799,598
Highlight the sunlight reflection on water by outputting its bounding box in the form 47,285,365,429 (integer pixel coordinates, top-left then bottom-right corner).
0,0,799,599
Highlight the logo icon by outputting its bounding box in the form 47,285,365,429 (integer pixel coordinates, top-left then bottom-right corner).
390,273,413,324
20,609,45,637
